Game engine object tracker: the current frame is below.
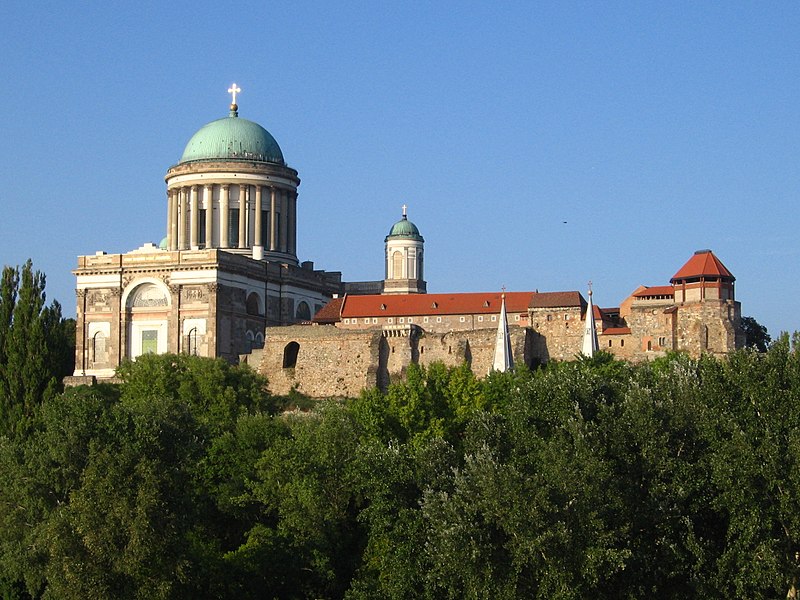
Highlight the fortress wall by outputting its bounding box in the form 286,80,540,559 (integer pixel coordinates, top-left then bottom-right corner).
528,306,584,362
674,301,741,357
260,326,383,398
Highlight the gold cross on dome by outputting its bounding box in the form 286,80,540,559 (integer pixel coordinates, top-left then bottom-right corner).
228,83,241,105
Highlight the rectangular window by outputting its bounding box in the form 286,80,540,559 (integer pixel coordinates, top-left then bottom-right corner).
478,316,483,322
372,318,377,324
199,209,207,246
423,316,429,323
492,315,497,322
364,318,369,324
436,317,442,323
141,330,158,355
387,318,393,324
459,316,465,323
399,317,405,324
261,211,270,247
229,209,239,247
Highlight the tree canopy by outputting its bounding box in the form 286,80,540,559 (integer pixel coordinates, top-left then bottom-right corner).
2,340,800,598
0,260,74,437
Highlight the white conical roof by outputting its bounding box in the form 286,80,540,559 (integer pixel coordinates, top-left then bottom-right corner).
492,293,514,372
581,287,599,357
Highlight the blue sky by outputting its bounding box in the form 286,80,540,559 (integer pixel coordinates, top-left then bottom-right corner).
2,1,798,336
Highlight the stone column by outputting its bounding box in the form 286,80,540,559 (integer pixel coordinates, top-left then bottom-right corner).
166,190,173,250
269,186,277,252
178,187,188,250
289,190,297,256
169,285,181,354
204,184,214,249
238,184,247,249
75,289,87,374
253,185,263,259
189,185,199,250
220,184,230,248
281,189,289,253
109,288,122,370
169,188,179,251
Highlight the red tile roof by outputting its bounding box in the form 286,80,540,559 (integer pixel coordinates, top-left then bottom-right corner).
528,291,584,309
602,327,632,335
338,291,535,318
633,285,675,298
671,250,734,282
312,297,344,323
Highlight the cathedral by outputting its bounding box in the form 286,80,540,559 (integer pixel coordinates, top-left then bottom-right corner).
71,86,743,394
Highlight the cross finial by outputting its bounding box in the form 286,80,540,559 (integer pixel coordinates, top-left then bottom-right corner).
228,83,241,106
588,280,593,296
402,204,407,218
501,285,506,299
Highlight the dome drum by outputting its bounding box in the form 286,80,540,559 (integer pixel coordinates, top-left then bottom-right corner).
163,106,299,264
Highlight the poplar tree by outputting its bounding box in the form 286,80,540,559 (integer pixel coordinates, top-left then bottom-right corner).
0,260,73,436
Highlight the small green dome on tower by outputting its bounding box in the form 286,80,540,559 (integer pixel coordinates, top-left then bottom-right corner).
386,206,423,242
179,98,285,165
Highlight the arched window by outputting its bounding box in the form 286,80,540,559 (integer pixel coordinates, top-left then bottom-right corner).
392,251,403,279
127,283,168,309
246,293,262,316
187,328,198,356
296,301,311,321
254,332,264,348
92,332,106,363
283,342,300,368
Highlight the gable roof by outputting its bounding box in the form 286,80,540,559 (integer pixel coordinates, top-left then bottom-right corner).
671,250,735,282
338,291,535,318
312,297,344,323
633,285,675,298
528,291,585,309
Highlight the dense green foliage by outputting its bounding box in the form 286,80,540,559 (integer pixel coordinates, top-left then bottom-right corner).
0,260,74,437
741,315,772,352
2,341,800,598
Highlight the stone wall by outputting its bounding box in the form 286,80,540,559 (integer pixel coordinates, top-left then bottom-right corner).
260,326,384,398
528,306,584,362
258,324,533,398
674,300,741,357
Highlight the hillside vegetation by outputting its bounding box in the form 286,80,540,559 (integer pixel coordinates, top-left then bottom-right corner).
2,340,800,599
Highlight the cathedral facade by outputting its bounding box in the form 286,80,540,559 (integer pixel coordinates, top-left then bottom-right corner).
72,91,343,379
71,87,743,393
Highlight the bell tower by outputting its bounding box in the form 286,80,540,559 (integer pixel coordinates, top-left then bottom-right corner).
383,205,426,294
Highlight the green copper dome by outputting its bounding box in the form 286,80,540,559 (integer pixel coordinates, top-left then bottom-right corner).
386,215,423,241
180,111,285,164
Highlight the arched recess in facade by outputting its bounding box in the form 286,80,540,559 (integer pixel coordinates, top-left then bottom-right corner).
283,341,300,368
246,292,264,316
122,279,171,360
296,301,311,321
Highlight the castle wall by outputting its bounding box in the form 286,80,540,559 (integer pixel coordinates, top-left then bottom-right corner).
528,306,584,361
258,325,532,398
260,326,384,398
674,300,741,357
